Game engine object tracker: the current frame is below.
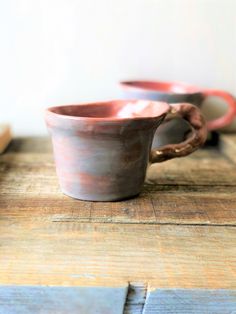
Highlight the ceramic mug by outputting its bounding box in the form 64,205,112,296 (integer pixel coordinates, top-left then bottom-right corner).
120,80,236,147
45,100,207,201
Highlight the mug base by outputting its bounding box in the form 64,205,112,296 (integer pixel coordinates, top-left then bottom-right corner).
61,189,140,202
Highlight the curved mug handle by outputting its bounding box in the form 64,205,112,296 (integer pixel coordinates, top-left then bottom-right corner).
202,89,236,130
150,103,207,163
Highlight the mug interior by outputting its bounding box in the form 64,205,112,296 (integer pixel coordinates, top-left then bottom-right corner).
121,80,200,94
47,100,170,120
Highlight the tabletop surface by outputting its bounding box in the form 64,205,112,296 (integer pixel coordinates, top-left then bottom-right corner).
0,135,236,313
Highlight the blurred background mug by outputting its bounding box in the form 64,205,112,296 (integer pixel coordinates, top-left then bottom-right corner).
120,80,236,147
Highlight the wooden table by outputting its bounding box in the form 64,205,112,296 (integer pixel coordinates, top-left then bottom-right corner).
0,135,236,314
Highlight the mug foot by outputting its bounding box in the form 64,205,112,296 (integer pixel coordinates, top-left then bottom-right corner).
61,189,140,202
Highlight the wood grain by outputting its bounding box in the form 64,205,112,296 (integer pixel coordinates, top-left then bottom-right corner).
1,185,236,225
3,143,236,188
0,285,127,314
1,137,236,226
143,289,236,314
0,124,11,154
221,134,236,163
1,136,236,313
123,282,147,314
0,221,236,289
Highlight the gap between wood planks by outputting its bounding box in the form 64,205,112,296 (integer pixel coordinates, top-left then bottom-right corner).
123,282,147,314
51,220,236,227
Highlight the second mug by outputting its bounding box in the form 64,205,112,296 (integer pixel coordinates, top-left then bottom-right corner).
120,80,236,147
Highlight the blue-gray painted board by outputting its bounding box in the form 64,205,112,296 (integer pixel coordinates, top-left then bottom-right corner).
143,289,236,314
0,285,127,314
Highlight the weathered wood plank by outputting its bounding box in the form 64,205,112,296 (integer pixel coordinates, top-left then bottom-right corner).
1,136,236,312
0,285,127,314
2,137,236,187
123,282,147,314
143,288,236,314
1,151,236,187
0,222,235,289
5,136,52,153
221,134,236,164
1,138,236,225
146,144,236,186
0,124,12,154
1,186,236,225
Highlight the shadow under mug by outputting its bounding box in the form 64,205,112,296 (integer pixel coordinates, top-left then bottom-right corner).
45,100,207,202
120,80,236,147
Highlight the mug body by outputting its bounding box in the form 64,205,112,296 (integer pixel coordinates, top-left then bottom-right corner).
121,81,204,147
45,101,167,201
122,88,204,106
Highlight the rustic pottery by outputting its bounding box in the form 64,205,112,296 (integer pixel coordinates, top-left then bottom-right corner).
45,100,207,201
120,80,236,147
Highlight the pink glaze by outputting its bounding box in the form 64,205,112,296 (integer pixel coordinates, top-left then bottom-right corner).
120,80,236,130
45,100,207,202
46,100,170,121
120,80,199,94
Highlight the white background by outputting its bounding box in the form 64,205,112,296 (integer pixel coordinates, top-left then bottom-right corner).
0,0,235,135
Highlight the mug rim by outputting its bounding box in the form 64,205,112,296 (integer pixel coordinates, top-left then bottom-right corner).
120,80,202,95
45,100,170,122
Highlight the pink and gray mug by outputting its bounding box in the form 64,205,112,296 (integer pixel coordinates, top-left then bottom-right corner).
120,80,236,147
45,100,207,202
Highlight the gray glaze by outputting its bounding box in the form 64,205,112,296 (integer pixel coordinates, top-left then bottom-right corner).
120,80,236,146
45,100,207,201
122,88,204,147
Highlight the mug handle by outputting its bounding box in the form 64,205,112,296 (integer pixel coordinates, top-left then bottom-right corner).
150,103,207,163
202,89,236,130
